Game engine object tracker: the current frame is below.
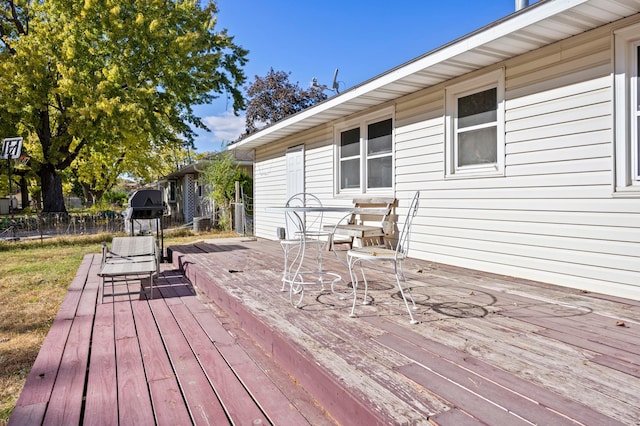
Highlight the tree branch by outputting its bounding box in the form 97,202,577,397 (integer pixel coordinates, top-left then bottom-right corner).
59,137,87,170
7,0,27,35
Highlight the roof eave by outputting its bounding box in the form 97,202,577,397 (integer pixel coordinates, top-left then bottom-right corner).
229,0,636,151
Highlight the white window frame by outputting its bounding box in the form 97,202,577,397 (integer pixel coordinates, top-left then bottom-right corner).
334,107,395,195
614,23,640,195
445,68,505,178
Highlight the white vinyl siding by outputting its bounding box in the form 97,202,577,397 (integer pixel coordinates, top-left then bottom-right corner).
253,143,289,240
396,25,640,299
637,43,640,180
253,125,350,240
253,17,640,300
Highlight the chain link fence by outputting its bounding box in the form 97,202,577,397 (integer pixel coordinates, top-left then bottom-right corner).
0,213,180,241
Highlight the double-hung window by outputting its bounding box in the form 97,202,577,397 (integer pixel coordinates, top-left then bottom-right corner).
337,109,393,194
445,69,505,178
614,23,640,194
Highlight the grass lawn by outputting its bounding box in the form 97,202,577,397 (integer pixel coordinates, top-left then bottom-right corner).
0,230,236,423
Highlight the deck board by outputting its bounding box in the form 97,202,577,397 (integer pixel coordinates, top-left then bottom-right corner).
378,332,622,425
149,298,230,425
10,238,640,426
12,319,73,408
130,301,193,425
83,304,117,426
43,315,92,426
170,303,268,425
116,337,155,425
12,255,96,419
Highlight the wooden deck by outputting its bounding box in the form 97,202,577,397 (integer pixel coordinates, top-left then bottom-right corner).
10,237,640,425
9,251,334,426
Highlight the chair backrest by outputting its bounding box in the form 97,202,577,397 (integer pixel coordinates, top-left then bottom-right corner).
284,193,324,239
351,197,396,235
395,191,420,257
110,236,156,257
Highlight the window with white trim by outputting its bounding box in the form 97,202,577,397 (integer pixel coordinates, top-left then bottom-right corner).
336,109,393,194
445,69,505,178
614,23,640,194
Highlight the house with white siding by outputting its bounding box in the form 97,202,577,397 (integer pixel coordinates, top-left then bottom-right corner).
229,0,640,300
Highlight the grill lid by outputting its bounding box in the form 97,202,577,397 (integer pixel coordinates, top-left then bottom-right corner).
126,189,166,219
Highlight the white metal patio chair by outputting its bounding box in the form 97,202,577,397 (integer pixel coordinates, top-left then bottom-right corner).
346,191,420,324
279,193,335,307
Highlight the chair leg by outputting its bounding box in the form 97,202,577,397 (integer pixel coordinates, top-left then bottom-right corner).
358,264,371,305
149,273,154,300
281,244,290,292
314,240,327,291
394,262,418,324
398,264,417,309
290,276,305,308
348,256,359,318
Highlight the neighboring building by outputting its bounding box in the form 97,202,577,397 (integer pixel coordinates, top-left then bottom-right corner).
230,0,640,300
158,151,253,225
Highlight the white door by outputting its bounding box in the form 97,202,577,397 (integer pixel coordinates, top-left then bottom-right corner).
285,146,304,238
286,145,304,199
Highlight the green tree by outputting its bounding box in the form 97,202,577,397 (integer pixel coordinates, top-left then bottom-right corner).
71,141,189,206
242,68,327,136
0,0,247,212
203,151,251,230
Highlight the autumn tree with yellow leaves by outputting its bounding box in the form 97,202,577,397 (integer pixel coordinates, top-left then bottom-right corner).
0,0,247,212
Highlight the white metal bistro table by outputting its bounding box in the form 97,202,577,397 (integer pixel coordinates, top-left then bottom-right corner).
265,205,355,308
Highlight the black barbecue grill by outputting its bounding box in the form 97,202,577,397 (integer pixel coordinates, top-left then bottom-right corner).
125,189,167,259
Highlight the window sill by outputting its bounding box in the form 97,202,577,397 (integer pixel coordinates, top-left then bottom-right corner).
612,186,640,198
336,190,394,198
445,169,505,180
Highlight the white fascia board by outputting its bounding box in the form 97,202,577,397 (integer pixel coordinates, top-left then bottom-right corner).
230,0,590,151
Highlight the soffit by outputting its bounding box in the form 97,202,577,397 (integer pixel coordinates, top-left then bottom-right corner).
231,0,640,151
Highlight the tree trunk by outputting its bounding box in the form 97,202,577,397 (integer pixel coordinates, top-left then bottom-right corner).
81,183,94,206
93,189,105,204
19,174,29,209
40,165,67,213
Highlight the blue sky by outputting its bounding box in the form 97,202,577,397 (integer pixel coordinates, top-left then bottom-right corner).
193,0,540,152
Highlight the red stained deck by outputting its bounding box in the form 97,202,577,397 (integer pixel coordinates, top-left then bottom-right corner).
10,238,640,425
9,250,332,426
